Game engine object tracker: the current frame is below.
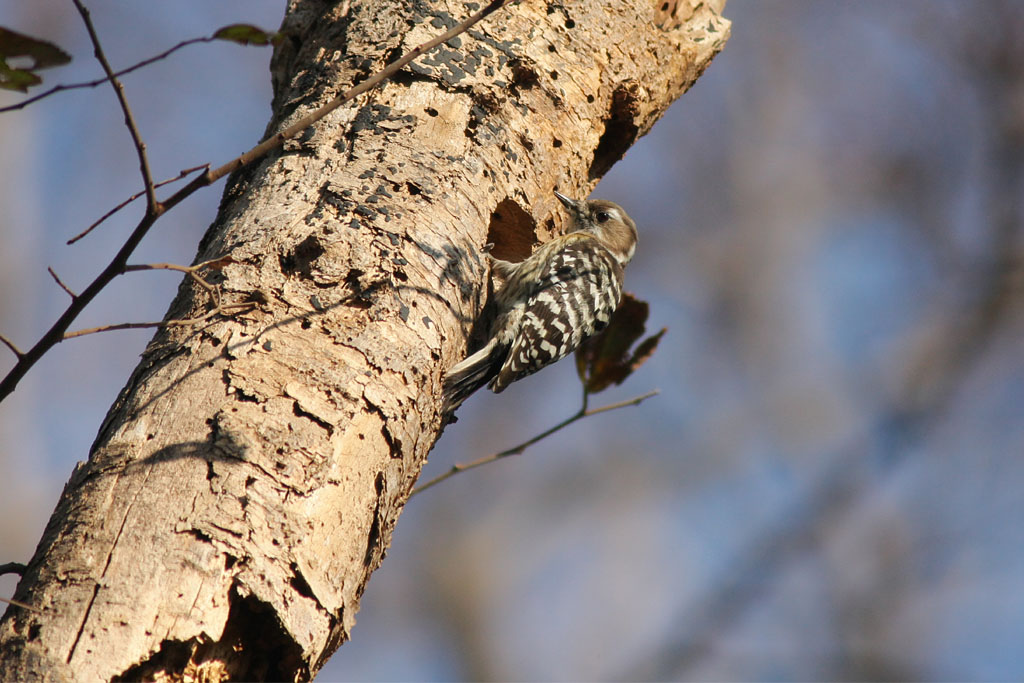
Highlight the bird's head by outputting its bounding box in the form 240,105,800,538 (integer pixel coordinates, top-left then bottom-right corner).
555,191,638,266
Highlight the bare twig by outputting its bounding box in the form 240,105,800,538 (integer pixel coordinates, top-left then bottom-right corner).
63,309,233,340
65,258,251,339
0,37,212,114
47,267,77,299
0,334,24,359
124,259,224,298
410,389,660,498
0,597,43,613
67,165,208,245
0,562,27,576
0,0,514,401
0,564,36,614
66,301,254,340
62,321,167,338
72,0,159,212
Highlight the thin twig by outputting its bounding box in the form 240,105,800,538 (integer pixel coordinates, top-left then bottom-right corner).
64,301,254,340
125,261,214,293
47,267,78,299
125,257,236,301
64,319,194,340
0,561,27,576
68,165,208,245
72,0,160,212
410,389,660,498
0,334,24,359
0,36,212,114
123,256,232,273
0,0,514,402
0,597,43,613
66,258,250,339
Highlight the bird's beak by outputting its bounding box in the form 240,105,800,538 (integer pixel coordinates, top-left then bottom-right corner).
554,190,582,214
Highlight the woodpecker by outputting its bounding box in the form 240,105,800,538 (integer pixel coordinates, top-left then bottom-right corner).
443,191,638,412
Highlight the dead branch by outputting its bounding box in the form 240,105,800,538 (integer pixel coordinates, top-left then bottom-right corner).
72,0,159,211
0,334,23,359
0,37,212,114
0,0,514,402
46,267,77,299
411,389,660,497
67,165,208,245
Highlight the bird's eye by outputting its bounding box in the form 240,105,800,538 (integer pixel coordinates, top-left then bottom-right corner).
596,211,611,223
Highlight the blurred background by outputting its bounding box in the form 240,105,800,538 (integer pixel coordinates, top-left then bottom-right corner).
3,1,1024,680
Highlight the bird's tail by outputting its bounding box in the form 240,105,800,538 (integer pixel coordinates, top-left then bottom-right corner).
442,338,506,414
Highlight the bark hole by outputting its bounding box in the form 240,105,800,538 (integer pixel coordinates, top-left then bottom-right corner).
290,563,315,600
508,58,539,90
114,591,305,682
588,82,641,181
280,234,326,278
486,198,537,263
655,0,685,29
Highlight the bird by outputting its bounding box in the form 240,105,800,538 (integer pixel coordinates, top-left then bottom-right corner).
442,190,638,413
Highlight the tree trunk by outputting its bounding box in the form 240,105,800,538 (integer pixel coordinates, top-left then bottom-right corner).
0,0,728,679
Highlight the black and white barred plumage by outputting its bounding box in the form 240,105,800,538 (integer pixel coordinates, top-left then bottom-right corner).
443,192,638,412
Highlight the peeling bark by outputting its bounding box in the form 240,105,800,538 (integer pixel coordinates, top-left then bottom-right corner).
0,0,728,679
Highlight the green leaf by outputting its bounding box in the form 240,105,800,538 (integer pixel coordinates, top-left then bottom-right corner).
0,27,71,92
575,293,666,394
213,24,281,46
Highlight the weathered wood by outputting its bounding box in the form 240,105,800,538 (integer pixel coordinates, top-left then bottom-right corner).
0,0,728,679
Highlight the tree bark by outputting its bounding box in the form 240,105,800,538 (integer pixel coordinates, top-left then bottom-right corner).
0,0,728,679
